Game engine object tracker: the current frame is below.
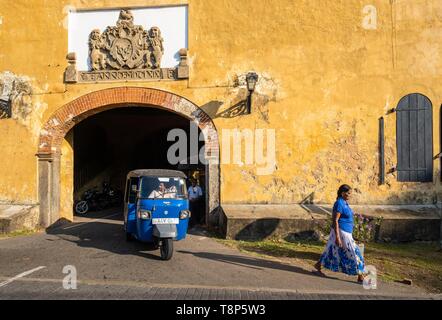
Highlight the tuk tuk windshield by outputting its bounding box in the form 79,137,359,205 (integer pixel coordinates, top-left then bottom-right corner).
140,177,188,199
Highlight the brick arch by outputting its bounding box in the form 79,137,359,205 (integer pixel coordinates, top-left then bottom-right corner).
38,87,219,157
37,87,220,228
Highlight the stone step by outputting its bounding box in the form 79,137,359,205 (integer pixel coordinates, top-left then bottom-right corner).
0,204,40,234
220,204,441,242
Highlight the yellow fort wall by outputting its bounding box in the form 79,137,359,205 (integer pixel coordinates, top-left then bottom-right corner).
1,0,442,221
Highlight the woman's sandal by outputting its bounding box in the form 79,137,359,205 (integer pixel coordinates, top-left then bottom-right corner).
312,263,326,277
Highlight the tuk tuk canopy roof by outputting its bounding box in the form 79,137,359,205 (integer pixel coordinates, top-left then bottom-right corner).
127,169,187,179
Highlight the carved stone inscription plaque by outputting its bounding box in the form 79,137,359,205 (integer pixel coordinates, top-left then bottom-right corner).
78,68,176,83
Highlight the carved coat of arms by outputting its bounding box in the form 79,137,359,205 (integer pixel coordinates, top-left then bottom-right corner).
64,9,189,83
89,10,164,71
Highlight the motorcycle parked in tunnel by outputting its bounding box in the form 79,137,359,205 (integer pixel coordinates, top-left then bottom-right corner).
123,170,190,261
75,182,122,215
101,182,123,208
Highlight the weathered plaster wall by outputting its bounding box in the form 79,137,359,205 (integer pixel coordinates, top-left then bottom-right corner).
60,131,73,220
1,0,442,218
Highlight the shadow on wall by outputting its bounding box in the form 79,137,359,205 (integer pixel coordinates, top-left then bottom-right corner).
233,218,281,241
385,190,439,205
232,218,331,242
298,192,331,217
199,101,223,118
215,99,248,118
200,100,249,119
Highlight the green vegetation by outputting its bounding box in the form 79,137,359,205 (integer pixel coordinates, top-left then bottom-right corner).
218,238,442,293
0,229,41,239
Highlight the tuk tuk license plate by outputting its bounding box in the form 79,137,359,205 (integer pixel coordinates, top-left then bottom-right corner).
152,218,179,225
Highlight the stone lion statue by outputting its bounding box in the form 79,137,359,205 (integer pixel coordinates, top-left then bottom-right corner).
89,29,107,71
147,27,164,69
117,9,134,28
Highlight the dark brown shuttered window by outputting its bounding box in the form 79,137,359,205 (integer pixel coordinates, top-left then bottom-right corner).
396,93,433,182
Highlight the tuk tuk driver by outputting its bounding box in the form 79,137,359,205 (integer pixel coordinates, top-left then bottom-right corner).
148,182,177,199
149,182,167,199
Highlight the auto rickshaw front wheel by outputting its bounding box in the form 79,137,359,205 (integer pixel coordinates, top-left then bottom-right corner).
152,237,160,250
160,238,173,261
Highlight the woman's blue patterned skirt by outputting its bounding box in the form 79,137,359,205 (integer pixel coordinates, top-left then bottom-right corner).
319,229,365,276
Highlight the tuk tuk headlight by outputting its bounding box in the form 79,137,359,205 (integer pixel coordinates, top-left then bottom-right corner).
180,210,191,220
138,210,152,220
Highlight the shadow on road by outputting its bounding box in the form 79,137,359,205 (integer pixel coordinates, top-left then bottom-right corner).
177,250,356,284
238,245,322,262
46,212,163,261
45,211,359,286
73,207,125,221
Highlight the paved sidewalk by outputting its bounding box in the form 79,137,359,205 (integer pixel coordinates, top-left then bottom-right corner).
1,279,439,300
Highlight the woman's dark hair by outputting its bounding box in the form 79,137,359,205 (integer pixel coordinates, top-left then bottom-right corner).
337,184,352,200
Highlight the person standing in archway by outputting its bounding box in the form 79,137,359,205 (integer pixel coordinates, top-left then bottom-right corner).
314,184,366,283
188,179,203,227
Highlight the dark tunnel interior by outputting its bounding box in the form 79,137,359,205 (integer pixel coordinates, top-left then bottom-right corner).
71,106,206,208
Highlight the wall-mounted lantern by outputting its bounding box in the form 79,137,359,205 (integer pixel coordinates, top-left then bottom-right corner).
246,72,258,114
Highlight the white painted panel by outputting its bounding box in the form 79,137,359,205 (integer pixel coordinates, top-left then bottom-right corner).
68,6,188,70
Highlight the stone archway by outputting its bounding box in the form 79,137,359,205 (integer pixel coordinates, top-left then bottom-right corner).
37,87,220,228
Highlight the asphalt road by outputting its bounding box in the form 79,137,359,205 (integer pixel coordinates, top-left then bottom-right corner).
0,209,439,300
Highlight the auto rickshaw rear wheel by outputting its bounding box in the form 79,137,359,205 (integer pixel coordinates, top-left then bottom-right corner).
160,238,173,261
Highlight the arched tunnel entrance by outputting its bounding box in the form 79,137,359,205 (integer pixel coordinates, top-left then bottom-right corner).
72,106,207,222
37,87,220,229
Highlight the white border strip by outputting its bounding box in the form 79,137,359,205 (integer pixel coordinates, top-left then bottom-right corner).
0,266,46,288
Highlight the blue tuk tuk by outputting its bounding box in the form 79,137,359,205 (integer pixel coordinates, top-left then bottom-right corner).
123,170,191,260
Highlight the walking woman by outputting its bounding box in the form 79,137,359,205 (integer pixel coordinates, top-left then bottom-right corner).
314,184,366,282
